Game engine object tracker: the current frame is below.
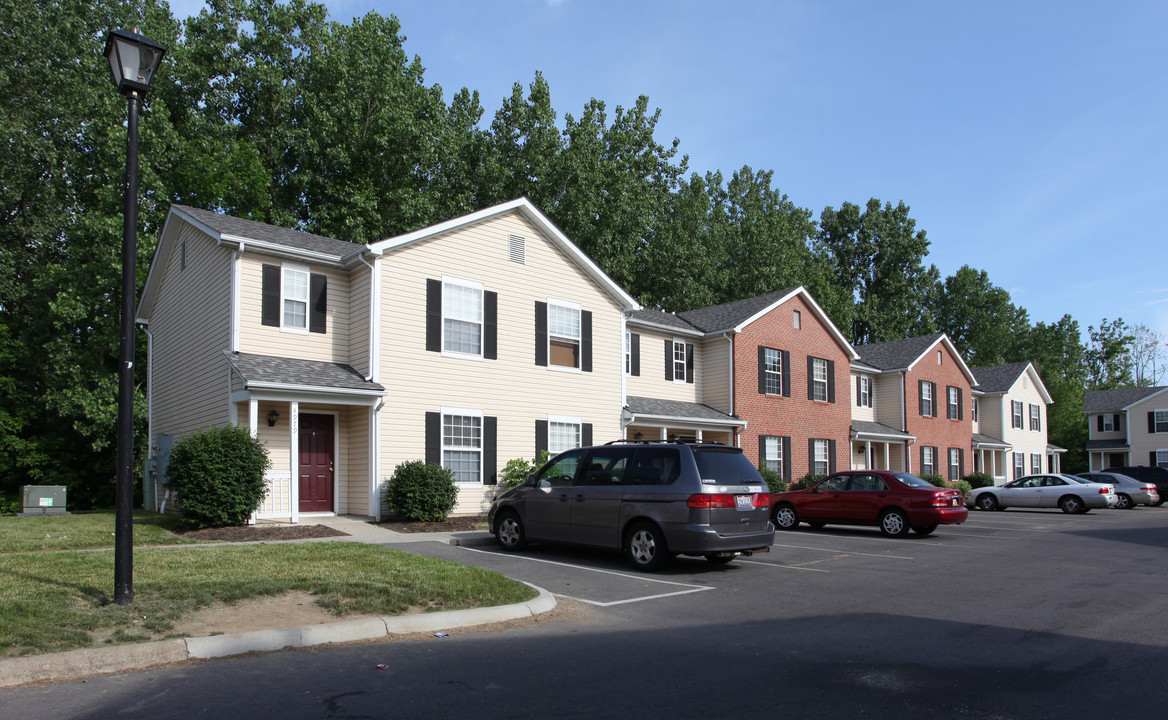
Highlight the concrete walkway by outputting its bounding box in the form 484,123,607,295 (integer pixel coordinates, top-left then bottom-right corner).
0,517,554,689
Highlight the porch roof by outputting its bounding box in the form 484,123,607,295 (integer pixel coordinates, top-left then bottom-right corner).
851,420,914,441
1085,439,1129,451
624,396,745,428
225,352,386,398
972,433,1012,450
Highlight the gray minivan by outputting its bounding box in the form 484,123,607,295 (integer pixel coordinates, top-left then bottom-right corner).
487,440,775,571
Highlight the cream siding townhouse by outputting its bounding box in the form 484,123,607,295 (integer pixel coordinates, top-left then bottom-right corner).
138,199,640,521
1084,386,1168,470
970,362,1060,484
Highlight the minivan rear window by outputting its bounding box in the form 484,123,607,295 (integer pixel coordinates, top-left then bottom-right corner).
693,448,763,486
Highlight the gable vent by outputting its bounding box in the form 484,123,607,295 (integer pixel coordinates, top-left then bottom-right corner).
509,234,525,264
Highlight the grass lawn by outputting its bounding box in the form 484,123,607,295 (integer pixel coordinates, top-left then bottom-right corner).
0,512,536,658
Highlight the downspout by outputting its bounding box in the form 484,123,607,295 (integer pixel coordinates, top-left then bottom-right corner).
356,252,381,383
722,332,735,417
143,325,158,511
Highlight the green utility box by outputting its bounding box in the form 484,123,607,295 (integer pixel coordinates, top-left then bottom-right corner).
19,485,70,516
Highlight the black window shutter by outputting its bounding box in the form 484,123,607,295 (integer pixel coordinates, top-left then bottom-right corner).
920,445,926,471
426,279,442,352
827,360,835,403
665,340,674,381
631,333,640,376
582,423,593,447
931,383,938,417
782,350,791,397
1097,415,1103,432
758,347,767,395
958,388,964,420
425,412,441,465
262,264,280,327
782,437,792,481
685,344,694,384
808,438,815,470
1150,412,1156,433
828,440,836,472
1115,414,1122,432
483,416,498,485
759,436,768,467
484,291,498,360
959,448,965,478
1152,451,1158,466
535,420,548,457
309,273,327,334
856,377,862,406
582,310,593,372
807,356,815,400
535,301,548,366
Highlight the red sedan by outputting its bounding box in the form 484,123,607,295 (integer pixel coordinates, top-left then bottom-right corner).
770,470,967,537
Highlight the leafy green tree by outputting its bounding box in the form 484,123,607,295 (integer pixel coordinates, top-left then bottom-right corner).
934,265,1030,366
1085,318,1136,390
1025,315,1088,471
815,198,939,345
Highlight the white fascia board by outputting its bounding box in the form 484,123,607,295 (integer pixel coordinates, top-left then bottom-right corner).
627,412,745,429
627,316,703,338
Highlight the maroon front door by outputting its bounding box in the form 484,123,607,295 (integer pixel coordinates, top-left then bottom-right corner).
299,413,334,512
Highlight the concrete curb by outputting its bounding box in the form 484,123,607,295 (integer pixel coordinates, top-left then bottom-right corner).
0,583,555,688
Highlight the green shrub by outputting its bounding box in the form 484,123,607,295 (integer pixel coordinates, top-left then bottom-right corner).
920,474,948,488
0,494,18,515
388,461,458,521
954,480,973,496
794,473,824,490
500,451,552,489
167,426,271,529
757,464,787,494
963,473,994,489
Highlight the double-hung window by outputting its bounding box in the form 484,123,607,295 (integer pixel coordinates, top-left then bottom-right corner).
673,338,688,382
949,448,961,482
763,436,782,474
548,301,582,370
921,446,935,476
921,382,934,417
948,387,960,419
282,266,309,330
858,376,872,408
1154,410,1168,434
1102,414,1115,432
1031,453,1042,474
1012,400,1024,429
1013,453,1025,480
763,348,783,395
443,411,482,485
443,279,483,356
1029,404,1041,431
811,358,828,402
812,439,830,476
548,416,582,454
972,399,980,423
1156,450,1168,468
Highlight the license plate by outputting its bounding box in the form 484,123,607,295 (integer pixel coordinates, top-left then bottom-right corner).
736,494,752,509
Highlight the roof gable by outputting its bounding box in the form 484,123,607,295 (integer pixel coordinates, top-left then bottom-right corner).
854,333,976,384
971,361,1053,404
1085,386,1168,413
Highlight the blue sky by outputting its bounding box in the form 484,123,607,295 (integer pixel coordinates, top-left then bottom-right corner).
166,0,1168,342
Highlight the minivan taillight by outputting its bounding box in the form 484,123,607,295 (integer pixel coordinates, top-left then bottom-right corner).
687,494,736,509
754,492,770,507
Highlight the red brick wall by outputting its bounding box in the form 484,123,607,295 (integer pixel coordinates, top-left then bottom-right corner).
733,294,853,480
904,341,973,477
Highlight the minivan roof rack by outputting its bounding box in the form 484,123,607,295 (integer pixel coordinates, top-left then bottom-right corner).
603,438,727,446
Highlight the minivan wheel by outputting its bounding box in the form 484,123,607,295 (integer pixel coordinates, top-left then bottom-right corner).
494,511,527,551
772,503,799,530
1059,495,1085,514
879,509,910,538
624,521,670,572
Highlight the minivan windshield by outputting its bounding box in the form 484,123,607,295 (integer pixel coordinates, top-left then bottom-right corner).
693,447,764,486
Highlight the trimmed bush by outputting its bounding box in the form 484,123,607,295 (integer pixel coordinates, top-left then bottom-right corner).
920,474,948,488
388,461,459,521
793,473,824,490
954,479,973,496
757,464,787,494
167,426,271,529
963,473,994,489
500,451,552,489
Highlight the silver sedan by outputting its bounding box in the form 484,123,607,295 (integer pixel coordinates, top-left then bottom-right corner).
966,474,1117,514
1076,472,1160,508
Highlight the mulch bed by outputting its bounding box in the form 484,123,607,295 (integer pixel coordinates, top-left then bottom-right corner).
376,515,488,533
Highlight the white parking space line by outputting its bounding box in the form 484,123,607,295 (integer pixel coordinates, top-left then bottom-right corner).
937,529,1022,539
462,547,714,607
769,542,915,560
737,559,829,572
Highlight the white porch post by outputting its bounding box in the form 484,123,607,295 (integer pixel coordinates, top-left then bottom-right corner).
248,399,258,437
290,401,300,524
864,441,871,469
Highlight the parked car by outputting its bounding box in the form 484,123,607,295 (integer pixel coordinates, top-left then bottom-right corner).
768,470,967,538
966,474,1117,513
1077,471,1160,509
487,440,775,571
1104,466,1168,507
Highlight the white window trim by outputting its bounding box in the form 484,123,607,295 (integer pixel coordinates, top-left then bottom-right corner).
281,263,310,335
1012,400,1024,429
1154,409,1168,434
1030,403,1041,431
859,376,871,407
922,446,935,476
441,276,484,360
949,448,960,481
812,439,829,476
793,310,801,329
812,357,828,402
764,436,782,474
1102,414,1115,432
441,406,483,487
548,414,583,454
547,298,583,374
1156,449,1168,468
972,398,980,423
921,382,934,417
672,336,688,384
948,387,959,419
764,347,783,395
624,331,631,376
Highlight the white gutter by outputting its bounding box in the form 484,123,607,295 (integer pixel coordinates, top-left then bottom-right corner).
355,252,382,383
722,332,735,417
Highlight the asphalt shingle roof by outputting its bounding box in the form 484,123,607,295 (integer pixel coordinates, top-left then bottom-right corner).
174,205,363,259
627,309,701,333
970,362,1031,393
851,420,912,439
853,333,945,371
674,288,800,333
625,396,740,423
226,353,385,393
1084,387,1166,413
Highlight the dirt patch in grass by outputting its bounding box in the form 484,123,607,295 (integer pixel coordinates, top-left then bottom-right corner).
171,524,349,542
376,515,488,533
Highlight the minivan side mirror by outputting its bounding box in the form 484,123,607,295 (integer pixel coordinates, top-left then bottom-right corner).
525,474,537,487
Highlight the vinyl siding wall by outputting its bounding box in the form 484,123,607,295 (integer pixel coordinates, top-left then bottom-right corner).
625,326,704,404
375,213,626,515
237,256,353,363
1126,393,1168,465
850,370,876,423
701,336,733,414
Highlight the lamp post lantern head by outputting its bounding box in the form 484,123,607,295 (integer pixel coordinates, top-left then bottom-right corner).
104,29,165,95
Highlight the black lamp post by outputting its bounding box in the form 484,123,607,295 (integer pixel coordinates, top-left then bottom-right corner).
104,28,165,606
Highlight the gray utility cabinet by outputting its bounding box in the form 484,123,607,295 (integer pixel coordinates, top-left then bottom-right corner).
19,485,70,515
